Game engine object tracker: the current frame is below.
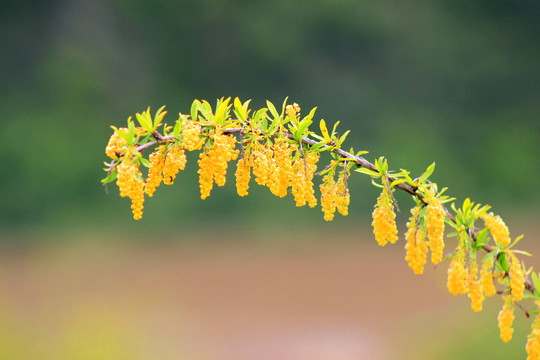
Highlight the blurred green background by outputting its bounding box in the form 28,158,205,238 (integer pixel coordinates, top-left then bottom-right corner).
0,0,539,359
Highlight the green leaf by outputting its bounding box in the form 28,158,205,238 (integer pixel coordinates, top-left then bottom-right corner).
338,130,350,145
233,97,245,121
266,100,279,120
309,142,327,152
508,234,525,249
136,112,152,131
371,179,384,188
512,249,532,257
498,252,510,272
532,272,540,293
482,251,497,263
474,227,490,247
331,120,340,137
140,157,151,168
356,167,380,178
419,162,436,183
101,170,118,183
191,100,200,122
304,107,317,122
390,178,406,188
294,118,312,141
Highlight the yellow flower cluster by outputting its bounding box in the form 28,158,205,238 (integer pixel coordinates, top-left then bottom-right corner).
251,141,272,186
371,187,398,246
116,159,144,220
480,258,497,297
198,132,239,199
268,137,296,198
235,156,251,197
526,313,540,360
404,206,428,274
145,145,166,197
425,195,446,264
162,144,187,185
509,255,525,302
105,129,127,159
447,242,469,295
106,127,144,159
291,152,319,207
498,297,515,342
285,103,301,122
482,212,510,247
320,170,350,221
182,120,204,151
468,262,485,312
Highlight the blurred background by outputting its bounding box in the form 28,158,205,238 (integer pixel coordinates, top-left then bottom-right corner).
0,0,539,359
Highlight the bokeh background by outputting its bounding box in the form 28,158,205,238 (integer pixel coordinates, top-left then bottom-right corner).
1,0,539,359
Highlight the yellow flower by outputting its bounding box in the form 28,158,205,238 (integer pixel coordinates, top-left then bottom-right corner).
197,132,239,199
371,187,398,246
162,144,187,185
498,297,514,343
526,313,540,360
404,206,429,274
182,120,204,151
145,145,166,197
447,249,469,295
320,173,337,221
425,195,445,264
509,254,525,302
116,159,145,220
235,156,251,197
480,258,497,297
468,261,484,312
291,151,319,207
482,212,510,247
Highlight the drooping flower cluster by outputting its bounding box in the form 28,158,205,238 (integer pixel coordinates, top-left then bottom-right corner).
198,132,239,199
404,206,428,274
267,136,296,198
480,258,497,297
482,212,511,247
162,144,187,185
498,296,515,342
235,156,251,197
509,254,525,302
320,166,350,221
526,312,540,360
116,157,144,220
145,145,166,197
447,236,469,295
371,185,398,246
105,128,128,159
291,151,319,207
425,193,446,264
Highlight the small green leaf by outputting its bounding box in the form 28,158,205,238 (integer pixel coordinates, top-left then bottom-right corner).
482,251,497,263
140,157,151,168
532,272,540,292
419,162,436,183
101,170,118,183
512,249,532,257
338,130,350,145
390,178,406,188
294,118,312,141
266,100,279,120
136,112,152,131
474,227,490,247
498,252,509,272
356,167,380,178
191,100,200,122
